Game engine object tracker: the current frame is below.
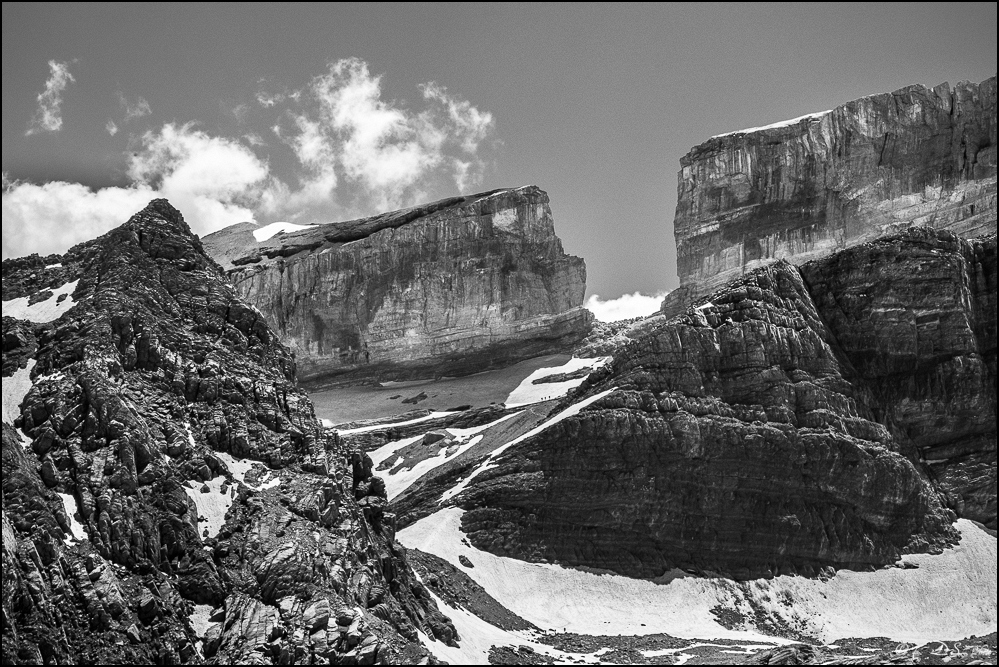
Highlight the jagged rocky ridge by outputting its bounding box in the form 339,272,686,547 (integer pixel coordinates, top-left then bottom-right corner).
663,75,996,315
1,200,456,665
203,186,592,387
393,228,995,581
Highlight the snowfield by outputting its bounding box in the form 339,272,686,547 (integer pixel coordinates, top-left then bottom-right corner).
368,411,522,501
504,356,610,408
2,280,79,323
442,387,617,503
252,221,315,242
712,110,831,138
400,508,997,644
184,477,236,539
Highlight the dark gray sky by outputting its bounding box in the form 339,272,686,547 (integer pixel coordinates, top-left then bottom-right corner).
3,3,996,304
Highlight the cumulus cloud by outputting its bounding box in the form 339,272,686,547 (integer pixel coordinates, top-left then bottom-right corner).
3,174,156,258
119,92,151,121
127,123,270,234
3,124,269,258
585,291,669,322
4,58,497,259
26,60,75,135
272,57,496,215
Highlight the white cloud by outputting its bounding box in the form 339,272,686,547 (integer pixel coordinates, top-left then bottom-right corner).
26,60,75,135
270,57,496,215
127,123,269,235
2,175,156,258
119,92,151,121
3,123,270,258
4,58,497,259
585,291,669,322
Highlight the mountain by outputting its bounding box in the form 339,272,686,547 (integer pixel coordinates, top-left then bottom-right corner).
333,227,996,663
662,75,996,316
1,201,454,665
202,186,592,387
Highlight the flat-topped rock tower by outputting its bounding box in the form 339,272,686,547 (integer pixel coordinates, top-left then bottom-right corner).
663,75,996,315
203,186,592,387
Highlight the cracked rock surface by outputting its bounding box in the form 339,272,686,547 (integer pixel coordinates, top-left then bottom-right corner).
1,200,453,665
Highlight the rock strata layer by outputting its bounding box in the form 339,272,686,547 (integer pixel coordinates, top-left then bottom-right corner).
408,229,995,580
203,186,592,386
664,75,996,316
1,200,452,665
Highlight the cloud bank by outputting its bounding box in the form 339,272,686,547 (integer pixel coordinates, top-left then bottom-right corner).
3,124,269,258
4,58,496,260
26,60,75,135
585,291,668,322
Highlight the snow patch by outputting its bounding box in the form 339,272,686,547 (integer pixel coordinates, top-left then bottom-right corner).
368,412,522,501
442,388,617,503
505,357,611,408
1,280,79,323
213,450,282,491
2,359,36,448
45,263,63,269
188,604,215,638
401,509,996,643
57,492,88,543
184,477,236,539
252,221,315,242
335,411,456,435
712,110,831,138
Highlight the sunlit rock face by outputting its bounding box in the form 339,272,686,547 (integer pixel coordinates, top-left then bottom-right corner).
203,186,592,387
1,200,450,665
663,75,996,316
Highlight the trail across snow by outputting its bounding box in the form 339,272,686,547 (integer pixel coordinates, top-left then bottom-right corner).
335,411,456,435
2,280,79,323
504,357,610,408
442,388,617,503
368,411,522,500
400,508,997,644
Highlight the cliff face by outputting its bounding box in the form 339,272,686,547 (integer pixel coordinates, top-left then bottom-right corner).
396,229,994,581
1,201,452,665
203,186,592,387
664,75,996,315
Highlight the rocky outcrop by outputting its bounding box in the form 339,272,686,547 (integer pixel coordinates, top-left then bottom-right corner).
664,75,996,316
203,186,592,387
404,229,995,580
1,200,452,664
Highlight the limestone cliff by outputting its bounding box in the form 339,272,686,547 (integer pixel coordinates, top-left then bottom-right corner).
203,186,592,386
1,201,452,665
393,229,995,581
664,75,996,316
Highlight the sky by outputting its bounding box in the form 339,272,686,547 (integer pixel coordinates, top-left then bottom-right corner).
3,3,996,319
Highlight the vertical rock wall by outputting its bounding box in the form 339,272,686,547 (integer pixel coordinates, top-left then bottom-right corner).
204,187,591,386
664,76,996,316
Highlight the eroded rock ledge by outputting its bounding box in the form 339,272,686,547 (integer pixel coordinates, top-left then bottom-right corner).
1,200,452,665
203,186,592,387
411,228,995,581
664,75,996,316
